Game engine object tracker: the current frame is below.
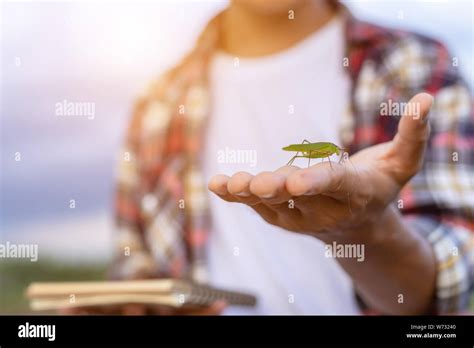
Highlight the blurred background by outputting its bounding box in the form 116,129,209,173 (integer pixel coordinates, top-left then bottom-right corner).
1,0,473,313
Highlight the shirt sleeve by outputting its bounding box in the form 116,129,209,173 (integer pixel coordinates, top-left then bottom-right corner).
405,217,474,313
108,97,157,280
394,38,474,314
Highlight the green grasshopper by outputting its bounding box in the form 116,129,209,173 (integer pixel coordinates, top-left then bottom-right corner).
282,140,359,215
282,140,347,168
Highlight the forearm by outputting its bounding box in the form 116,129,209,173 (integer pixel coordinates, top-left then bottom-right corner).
322,205,437,315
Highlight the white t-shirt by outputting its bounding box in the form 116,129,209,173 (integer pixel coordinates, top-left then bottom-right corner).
202,16,360,315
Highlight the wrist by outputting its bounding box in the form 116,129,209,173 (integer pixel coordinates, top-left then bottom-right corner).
319,205,402,246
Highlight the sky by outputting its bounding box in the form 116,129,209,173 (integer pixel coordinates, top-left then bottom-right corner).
0,0,472,259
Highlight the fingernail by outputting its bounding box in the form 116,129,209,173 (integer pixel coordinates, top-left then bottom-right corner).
421,94,434,123
235,192,251,197
260,193,275,199
213,187,228,196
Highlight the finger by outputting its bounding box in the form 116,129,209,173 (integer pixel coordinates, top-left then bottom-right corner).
122,304,147,315
208,174,239,202
227,171,253,196
146,305,174,315
249,171,284,199
249,166,299,204
227,171,261,205
391,93,433,175
62,305,118,315
190,301,227,316
208,173,276,220
58,307,79,315
286,162,352,200
172,301,227,316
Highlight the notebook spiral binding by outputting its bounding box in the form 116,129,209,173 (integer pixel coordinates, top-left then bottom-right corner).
173,281,257,307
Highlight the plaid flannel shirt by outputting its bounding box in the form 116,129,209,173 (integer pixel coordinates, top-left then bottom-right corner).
110,8,474,314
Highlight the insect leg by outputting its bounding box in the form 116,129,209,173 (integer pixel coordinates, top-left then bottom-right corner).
338,150,346,164
327,154,333,170
287,155,297,166
287,155,307,166
287,151,300,166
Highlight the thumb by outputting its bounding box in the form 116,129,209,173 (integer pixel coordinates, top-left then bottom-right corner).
390,93,433,178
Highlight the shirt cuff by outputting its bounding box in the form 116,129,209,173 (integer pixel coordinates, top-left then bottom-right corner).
408,216,474,314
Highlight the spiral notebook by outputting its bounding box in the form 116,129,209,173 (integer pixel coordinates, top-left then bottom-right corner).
26,279,257,311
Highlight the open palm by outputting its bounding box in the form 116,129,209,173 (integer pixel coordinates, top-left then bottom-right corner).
208,93,433,240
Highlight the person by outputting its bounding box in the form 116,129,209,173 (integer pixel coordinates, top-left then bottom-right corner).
99,0,473,315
